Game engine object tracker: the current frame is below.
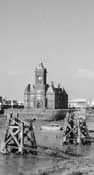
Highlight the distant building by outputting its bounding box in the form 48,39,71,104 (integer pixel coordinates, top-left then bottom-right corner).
0,96,2,103
24,62,68,111
68,98,88,108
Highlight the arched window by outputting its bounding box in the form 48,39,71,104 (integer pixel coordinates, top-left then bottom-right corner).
37,102,41,108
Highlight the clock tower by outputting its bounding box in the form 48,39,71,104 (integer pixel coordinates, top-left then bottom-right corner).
34,62,47,109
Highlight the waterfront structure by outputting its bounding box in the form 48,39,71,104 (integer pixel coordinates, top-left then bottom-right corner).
62,111,90,145
24,62,68,120
1,113,37,154
24,62,68,110
68,98,89,108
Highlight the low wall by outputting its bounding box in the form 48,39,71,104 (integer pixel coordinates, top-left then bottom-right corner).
21,109,67,121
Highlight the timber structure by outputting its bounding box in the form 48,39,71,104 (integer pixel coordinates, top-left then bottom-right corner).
0,113,37,154
0,111,94,157
62,111,91,145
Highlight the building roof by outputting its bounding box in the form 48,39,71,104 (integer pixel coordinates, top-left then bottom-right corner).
46,85,55,94
38,62,45,69
69,98,88,103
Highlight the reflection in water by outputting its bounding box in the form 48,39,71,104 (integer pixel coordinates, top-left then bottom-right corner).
0,144,93,175
63,144,93,156
0,154,38,175
0,153,60,175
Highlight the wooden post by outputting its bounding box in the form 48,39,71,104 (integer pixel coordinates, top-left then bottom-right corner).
19,122,24,154
77,119,81,144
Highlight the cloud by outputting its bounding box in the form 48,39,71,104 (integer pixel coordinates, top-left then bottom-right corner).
75,68,94,80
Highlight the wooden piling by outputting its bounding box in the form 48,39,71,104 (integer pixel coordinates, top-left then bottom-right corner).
62,111,91,145
0,113,37,154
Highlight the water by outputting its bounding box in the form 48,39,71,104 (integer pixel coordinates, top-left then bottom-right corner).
0,154,54,175
0,144,94,175
0,112,94,175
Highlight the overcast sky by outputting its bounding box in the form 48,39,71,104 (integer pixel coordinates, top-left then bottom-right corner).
0,0,94,101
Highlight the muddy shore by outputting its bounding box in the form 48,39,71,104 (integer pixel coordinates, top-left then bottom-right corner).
0,109,94,175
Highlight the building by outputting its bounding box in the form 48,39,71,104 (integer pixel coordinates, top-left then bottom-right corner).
68,98,89,108
24,62,68,112
46,82,68,109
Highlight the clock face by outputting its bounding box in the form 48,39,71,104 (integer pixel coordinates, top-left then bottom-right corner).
37,75,42,82
38,76,42,81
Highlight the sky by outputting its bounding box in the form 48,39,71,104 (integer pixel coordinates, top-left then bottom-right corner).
0,0,94,101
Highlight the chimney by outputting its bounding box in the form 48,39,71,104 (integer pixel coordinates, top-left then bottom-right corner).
58,83,60,89
51,81,54,88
